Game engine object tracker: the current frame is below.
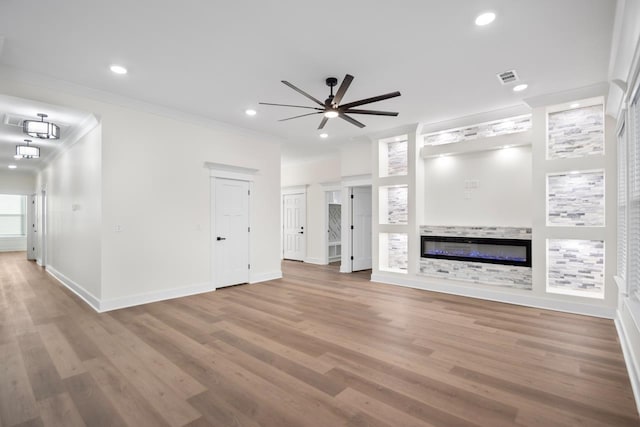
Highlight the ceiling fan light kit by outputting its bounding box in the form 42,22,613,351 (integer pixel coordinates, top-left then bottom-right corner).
23,113,60,139
260,74,401,129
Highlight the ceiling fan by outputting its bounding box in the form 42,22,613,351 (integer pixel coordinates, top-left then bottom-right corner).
259,74,401,129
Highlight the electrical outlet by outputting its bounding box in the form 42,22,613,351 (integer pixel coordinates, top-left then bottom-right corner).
114,224,123,233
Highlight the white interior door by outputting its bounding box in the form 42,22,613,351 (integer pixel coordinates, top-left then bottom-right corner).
213,178,250,287
283,193,306,261
351,186,372,271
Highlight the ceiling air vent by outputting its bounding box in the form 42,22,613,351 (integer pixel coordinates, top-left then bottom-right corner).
496,70,519,85
3,114,24,127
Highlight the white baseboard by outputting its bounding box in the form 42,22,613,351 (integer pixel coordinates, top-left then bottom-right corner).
100,281,215,312
371,273,616,319
304,257,327,265
250,270,282,284
616,300,640,415
46,266,101,312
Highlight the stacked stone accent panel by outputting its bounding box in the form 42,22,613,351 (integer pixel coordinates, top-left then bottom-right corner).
385,140,408,176
547,105,604,159
380,233,408,273
419,226,532,290
547,171,605,226
419,259,532,290
382,185,408,224
419,225,531,240
423,115,531,146
547,239,604,298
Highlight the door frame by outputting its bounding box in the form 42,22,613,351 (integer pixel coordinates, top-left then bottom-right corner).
281,185,307,260
340,175,372,273
206,162,258,288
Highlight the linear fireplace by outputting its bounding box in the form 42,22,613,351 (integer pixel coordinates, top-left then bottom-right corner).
421,235,532,267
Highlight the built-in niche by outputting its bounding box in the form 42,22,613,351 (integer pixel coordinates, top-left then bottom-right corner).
379,233,408,273
547,170,605,226
379,136,408,177
379,185,408,225
547,104,604,159
547,239,605,299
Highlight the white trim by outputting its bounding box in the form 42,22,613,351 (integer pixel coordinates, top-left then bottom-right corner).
46,266,101,312
320,181,341,190
421,131,532,158
100,282,215,312
250,270,282,283
281,185,307,195
40,114,100,168
371,273,616,319
419,106,531,136
341,174,372,187
616,299,640,414
304,257,326,265
523,83,609,109
205,162,259,181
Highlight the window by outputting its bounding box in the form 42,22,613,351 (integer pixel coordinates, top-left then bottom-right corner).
629,89,640,301
0,195,27,236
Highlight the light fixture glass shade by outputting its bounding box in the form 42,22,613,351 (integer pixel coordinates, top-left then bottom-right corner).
16,145,40,159
23,114,60,139
324,110,339,118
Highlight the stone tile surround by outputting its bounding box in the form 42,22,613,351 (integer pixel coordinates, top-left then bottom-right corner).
547,239,604,298
423,115,531,146
419,226,532,290
384,185,408,224
547,171,605,226
547,104,604,159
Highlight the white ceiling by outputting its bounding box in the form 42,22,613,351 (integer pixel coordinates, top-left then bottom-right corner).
0,0,616,165
0,95,94,172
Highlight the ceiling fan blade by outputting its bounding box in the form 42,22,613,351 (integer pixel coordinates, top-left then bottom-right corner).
332,74,354,105
259,102,323,110
318,117,328,129
339,91,401,110
339,113,365,128
278,112,323,122
344,109,399,116
281,81,325,106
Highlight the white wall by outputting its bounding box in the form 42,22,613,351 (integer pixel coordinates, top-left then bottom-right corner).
1,71,282,309
341,141,372,177
424,146,532,227
0,170,35,195
37,124,102,299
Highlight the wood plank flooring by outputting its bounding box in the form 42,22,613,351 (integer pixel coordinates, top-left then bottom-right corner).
1,251,638,426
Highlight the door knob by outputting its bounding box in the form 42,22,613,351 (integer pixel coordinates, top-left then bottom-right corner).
299,231,304,234
216,236,226,241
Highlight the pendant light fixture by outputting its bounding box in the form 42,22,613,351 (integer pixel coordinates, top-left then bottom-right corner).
15,139,40,159
23,113,60,139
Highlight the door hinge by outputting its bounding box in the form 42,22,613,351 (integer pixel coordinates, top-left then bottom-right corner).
350,225,354,230
248,189,250,196
248,226,251,232
350,194,354,199
248,264,251,270
350,256,354,260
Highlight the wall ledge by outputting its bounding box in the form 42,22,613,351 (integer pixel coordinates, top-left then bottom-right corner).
371,272,615,319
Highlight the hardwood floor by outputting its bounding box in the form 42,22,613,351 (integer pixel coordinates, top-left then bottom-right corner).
1,251,638,426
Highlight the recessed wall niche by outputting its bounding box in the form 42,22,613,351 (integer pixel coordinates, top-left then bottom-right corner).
379,185,408,224
379,136,408,177
379,233,408,273
547,104,604,159
547,239,604,299
547,170,605,226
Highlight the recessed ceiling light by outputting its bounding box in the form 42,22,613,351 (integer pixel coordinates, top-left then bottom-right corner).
245,109,257,116
324,110,339,119
8,165,17,169
110,65,127,75
475,12,496,26
13,155,22,160
570,103,580,108
319,133,328,139
513,84,528,92
503,145,511,149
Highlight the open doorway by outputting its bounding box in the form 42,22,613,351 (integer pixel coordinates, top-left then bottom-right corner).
325,190,341,267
